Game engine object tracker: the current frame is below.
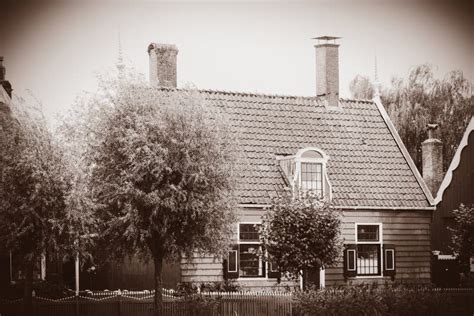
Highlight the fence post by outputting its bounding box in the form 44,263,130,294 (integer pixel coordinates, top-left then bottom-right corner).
75,294,80,316
117,291,122,316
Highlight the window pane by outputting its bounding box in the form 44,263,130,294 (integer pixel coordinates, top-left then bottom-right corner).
239,244,264,277
357,244,380,275
301,163,322,195
239,224,260,241
357,225,379,241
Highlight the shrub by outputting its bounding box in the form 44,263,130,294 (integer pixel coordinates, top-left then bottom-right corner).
0,280,72,300
294,284,453,316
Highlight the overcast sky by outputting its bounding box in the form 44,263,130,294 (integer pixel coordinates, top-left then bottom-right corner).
1,0,472,123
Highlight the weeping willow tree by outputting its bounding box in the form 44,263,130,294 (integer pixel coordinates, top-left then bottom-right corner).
350,64,473,171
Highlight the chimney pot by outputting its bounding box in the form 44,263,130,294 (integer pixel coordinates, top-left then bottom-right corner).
147,43,178,88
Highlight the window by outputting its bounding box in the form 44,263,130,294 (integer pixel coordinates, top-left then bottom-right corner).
301,162,323,195
344,224,397,278
238,224,265,277
356,224,381,276
277,147,331,199
224,223,281,279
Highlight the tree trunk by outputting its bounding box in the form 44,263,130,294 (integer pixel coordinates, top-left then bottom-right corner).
153,254,164,316
23,261,34,315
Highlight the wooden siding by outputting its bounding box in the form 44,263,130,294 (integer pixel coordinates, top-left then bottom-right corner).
182,207,432,288
325,210,432,285
433,131,473,253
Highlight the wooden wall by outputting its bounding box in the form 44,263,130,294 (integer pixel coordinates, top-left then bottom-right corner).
433,131,473,254
326,210,432,285
181,207,433,289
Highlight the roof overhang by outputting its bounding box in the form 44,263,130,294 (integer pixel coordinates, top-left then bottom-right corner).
239,204,435,211
372,96,435,206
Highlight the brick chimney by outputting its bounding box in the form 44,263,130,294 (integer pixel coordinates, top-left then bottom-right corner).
147,43,178,88
314,36,340,107
0,57,12,98
422,124,443,195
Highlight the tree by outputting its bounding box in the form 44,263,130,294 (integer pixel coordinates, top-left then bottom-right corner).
448,204,474,274
349,75,374,100
350,64,473,171
259,192,343,287
0,96,95,313
61,71,237,314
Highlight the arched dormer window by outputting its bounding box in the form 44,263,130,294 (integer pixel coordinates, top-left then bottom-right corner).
277,147,332,200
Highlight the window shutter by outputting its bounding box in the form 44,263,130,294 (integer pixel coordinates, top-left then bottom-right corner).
344,244,357,278
383,244,396,278
223,245,239,280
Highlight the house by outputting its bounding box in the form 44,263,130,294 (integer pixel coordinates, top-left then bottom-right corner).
146,37,435,290
431,117,473,286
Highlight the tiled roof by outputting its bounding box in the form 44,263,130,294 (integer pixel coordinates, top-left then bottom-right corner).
163,89,431,208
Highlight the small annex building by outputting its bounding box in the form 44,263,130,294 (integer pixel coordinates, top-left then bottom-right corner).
146,37,435,289
431,117,474,287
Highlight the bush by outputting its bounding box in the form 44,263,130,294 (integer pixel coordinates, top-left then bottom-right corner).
294,284,453,316
0,280,72,299
176,280,240,295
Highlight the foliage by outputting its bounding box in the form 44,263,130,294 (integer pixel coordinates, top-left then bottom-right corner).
59,69,237,313
448,203,474,274
176,280,240,295
260,192,343,282
349,75,374,100
350,64,473,171
293,284,453,316
0,280,73,300
0,95,96,311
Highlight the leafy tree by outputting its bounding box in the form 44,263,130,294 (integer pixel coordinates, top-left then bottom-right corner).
349,74,374,100
350,64,473,171
61,71,237,314
0,96,95,313
259,192,342,286
448,204,474,274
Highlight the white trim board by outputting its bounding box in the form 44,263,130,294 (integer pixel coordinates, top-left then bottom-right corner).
434,116,474,205
372,96,434,206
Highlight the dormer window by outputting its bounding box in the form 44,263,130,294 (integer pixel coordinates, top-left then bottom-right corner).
277,147,331,199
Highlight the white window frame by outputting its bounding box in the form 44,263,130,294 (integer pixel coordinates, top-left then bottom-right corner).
354,223,383,278
237,222,268,280
277,147,331,200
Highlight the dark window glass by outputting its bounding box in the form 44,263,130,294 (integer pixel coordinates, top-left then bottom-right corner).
239,244,265,277
357,225,379,241
239,224,260,241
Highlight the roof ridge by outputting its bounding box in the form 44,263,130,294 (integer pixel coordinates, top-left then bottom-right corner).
155,86,374,103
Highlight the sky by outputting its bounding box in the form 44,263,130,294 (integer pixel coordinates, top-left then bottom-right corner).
1,0,472,123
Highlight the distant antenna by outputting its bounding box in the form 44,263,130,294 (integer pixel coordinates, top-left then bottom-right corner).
117,27,125,74
373,49,381,98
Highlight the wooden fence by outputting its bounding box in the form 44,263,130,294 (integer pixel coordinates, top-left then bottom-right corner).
0,290,293,316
